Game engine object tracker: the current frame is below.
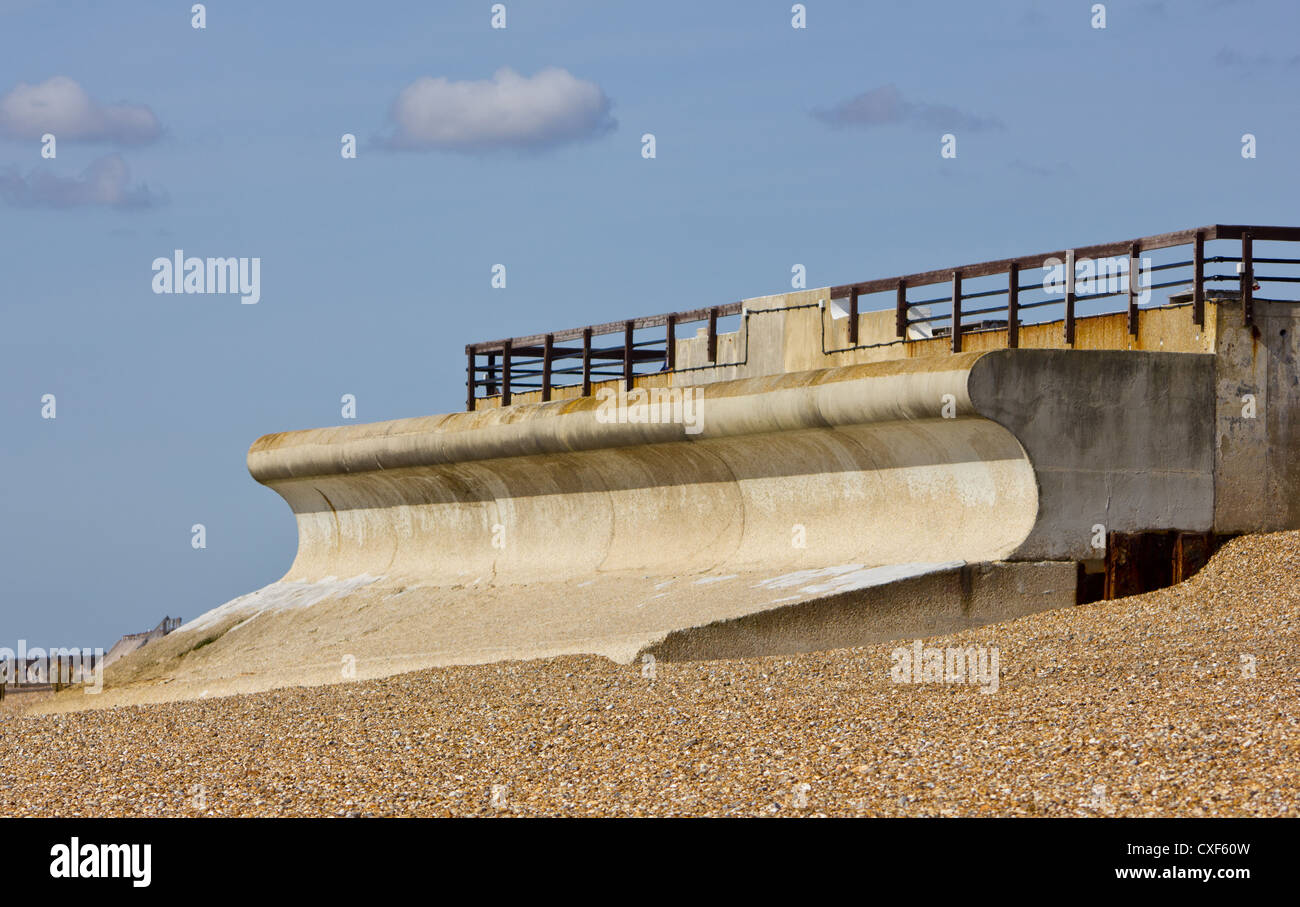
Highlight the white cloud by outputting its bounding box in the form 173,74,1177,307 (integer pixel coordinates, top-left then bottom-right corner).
0,76,161,144
814,84,1004,133
380,67,615,152
0,153,165,209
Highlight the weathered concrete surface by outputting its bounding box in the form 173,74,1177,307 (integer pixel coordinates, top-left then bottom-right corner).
969,350,1215,561
1212,298,1300,531
78,295,1300,709
77,355,1057,707
250,356,1037,583
642,561,1077,662
493,294,1221,410
252,347,1214,581
68,558,1079,711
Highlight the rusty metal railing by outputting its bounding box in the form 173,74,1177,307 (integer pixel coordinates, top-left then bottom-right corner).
465,224,1300,410
466,304,743,409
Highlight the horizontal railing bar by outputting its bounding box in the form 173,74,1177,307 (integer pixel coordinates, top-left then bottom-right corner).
954,286,1011,301
508,348,666,362
958,303,1012,319
1017,298,1066,312
1213,225,1300,242
919,290,1217,329
829,226,1227,299
1147,276,1199,291
498,367,678,378
1074,289,1126,303
470,302,744,352
509,345,670,359
907,311,953,325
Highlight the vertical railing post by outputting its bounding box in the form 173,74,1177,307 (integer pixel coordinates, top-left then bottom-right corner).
951,270,963,354
707,306,719,362
1192,230,1205,328
501,339,512,407
1007,263,1020,349
623,320,635,391
581,328,592,396
541,334,553,402
466,347,476,412
666,314,676,371
1242,231,1254,327
486,352,497,397
848,288,859,345
1127,242,1140,337
895,280,907,339
1064,249,1076,346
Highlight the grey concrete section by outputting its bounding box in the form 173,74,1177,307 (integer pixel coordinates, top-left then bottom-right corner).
1262,302,1300,528
968,349,1216,561
1212,297,1300,532
641,561,1077,662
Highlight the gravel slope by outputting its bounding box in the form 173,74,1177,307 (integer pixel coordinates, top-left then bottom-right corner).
2,533,1296,817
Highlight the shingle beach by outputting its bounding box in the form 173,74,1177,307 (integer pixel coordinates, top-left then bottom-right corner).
3,533,1295,817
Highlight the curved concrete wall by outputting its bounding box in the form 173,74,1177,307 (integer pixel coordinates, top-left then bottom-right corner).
249,348,1218,584
252,355,1039,583
82,345,1229,707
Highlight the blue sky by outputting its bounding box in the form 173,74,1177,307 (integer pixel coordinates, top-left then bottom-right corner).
1,0,1297,647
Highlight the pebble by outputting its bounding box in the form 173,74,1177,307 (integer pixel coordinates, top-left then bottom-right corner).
1,533,1296,817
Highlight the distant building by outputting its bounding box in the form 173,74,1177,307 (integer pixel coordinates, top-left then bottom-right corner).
102,616,183,669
